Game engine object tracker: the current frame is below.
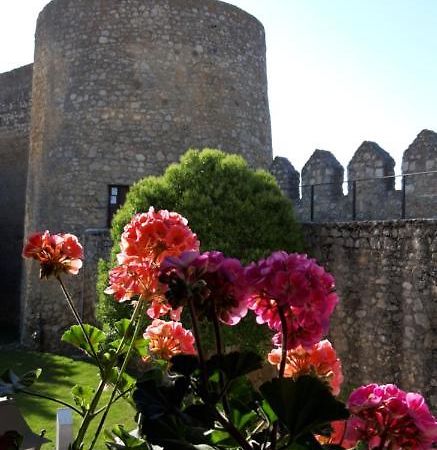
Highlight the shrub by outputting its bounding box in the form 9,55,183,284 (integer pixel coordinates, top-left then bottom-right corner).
96,149,303,351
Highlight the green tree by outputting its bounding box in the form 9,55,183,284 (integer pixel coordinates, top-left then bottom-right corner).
97,149,303,351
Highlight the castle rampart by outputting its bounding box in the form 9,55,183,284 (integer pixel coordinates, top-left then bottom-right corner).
271,129,437,222
0,64,33,333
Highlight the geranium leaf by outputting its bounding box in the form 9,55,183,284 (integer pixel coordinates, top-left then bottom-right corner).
71,385,95,413
106,425,149,449
260,375,349,440
206,351,263,381
61,324,106,356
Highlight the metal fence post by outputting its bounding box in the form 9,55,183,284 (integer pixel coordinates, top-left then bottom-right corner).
401,175,406,219
352,180,357,220
310,185,315,222
56,408,73,450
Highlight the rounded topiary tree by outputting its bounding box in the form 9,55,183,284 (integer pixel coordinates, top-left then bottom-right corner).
97,149,303,351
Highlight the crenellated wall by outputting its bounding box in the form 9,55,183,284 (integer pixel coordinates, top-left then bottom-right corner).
271,129,437,222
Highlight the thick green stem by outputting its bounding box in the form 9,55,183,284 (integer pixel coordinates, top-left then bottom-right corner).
56,275,104,375
21,389,83,416
88,298,145,450
72,379,106,450
212,312,231,417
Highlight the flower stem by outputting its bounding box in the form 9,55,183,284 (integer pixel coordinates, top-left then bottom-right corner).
72,379,106,450
20,389,83,416
277,307,288,380
215,409,253,450
212,312,231,417
56,275,104,375
187,296,209,397
271,306,288,450
88,297,145,450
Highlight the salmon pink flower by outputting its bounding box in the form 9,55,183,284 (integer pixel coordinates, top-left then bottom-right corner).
245,251,338,349
160,251,248,325
23,231,83,278
143,319,196,362
118,207,199,264
268,339,343,395
105,258,161,302
346,384,437,449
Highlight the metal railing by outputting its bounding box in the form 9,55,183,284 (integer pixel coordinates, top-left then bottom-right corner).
300,170,437,222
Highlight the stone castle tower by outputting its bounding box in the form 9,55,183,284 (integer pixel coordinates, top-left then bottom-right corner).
0,0,272,343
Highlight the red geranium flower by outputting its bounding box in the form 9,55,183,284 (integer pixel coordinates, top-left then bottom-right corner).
23,231,83,278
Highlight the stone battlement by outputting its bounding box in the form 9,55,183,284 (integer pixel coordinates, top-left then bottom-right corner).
271,129,437,222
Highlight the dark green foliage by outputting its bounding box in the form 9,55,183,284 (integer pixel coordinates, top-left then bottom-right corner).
260,376,349,444
97,149,303,350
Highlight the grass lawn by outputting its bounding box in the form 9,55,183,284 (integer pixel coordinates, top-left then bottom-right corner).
0,350,136,450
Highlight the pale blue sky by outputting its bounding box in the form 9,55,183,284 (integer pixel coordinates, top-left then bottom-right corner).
1,0,436,174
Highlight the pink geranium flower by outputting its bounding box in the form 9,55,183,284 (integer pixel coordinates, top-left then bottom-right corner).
106,208,199,320
159,251,248,325
268,339,343,395
143,319,196,362
118,207,199,264
23,231,83,278
245,251,338,349
346,384,437,449
105,257,161,302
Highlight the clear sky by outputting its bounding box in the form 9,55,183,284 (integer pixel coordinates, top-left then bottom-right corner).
1,0,436,175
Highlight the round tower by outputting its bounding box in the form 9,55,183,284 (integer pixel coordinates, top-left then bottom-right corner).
22,0,272,348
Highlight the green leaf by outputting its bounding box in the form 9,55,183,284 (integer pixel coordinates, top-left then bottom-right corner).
112,319,149,357
114,319,132,338
206,351,263,381
260,375,349,440
0,369,42,395
107,368,136,393
105,425,149,450
71,385,95,414
61,324,106,356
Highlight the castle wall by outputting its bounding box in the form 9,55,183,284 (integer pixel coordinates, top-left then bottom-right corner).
272,130,437,222
21,0,272,347
304,220,436,408
0,64,32,334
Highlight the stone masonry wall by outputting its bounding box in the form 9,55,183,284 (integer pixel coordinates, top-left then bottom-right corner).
303,220,436,408
271,129,437,222
0,64,32,333
21,0,272,347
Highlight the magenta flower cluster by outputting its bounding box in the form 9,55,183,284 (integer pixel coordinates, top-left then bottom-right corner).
244,251,338,349
160,250,247,325
346,383,437,449
161,250,338,350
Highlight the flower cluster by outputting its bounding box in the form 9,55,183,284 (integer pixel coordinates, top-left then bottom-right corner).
106,208,199,319
245,251,338,349
22,231,83,278
143,319,196,362
268,339,343,395
346,384,437,449
119,208,199,264
160,251,248,325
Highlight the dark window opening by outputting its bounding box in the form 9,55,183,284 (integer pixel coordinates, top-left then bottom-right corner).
107,185,129,227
